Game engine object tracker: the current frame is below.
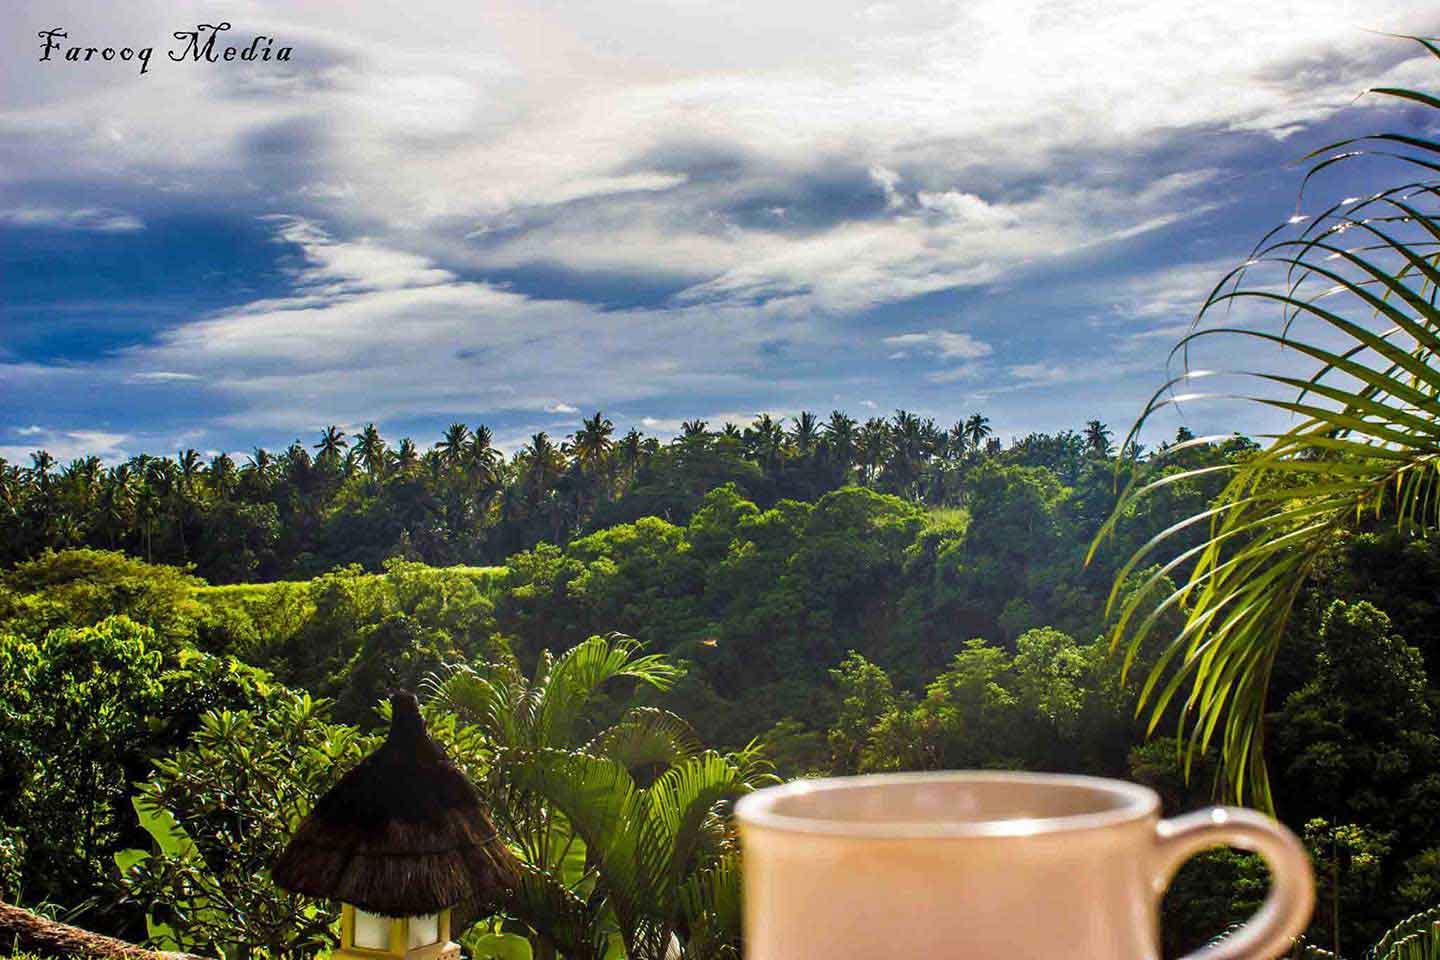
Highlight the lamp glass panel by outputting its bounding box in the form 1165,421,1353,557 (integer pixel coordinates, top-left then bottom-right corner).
354,909,392,950
408,913,440,948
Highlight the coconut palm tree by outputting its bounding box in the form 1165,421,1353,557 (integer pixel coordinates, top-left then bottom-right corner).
964,413,992,450
355,423,387,478
945,422,969,460
855,417,890,485
571,412,615,478
466,425,501,483
823,411,859,478
789,411,821,456
886,410,927,497
1094,55,1440,808
435,423,470,469
615,428,647,489
1083,420,1114,458
208,453,237,499
521,432,566,507
95,466,135,549
394,437,420,474
743,415,786,475
29,450,55,494
313,426,348,465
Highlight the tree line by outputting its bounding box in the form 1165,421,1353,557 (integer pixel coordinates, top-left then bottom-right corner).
0,409,1141,582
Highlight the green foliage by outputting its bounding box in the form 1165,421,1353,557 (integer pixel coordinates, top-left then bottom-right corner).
0,616,164,906
1097,48,1440,807
432,635,768,959
0,549,204,646
834,628,1110,775
116,692,371,960
1277,602,1436,830
1306,818,1394,956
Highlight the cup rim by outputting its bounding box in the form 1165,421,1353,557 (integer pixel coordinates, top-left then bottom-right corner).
733,771,1160,840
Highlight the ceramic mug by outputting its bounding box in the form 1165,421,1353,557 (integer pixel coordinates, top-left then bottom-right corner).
735,771,1314,959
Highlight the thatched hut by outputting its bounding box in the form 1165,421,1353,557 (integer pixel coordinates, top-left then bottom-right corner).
273,692,518,960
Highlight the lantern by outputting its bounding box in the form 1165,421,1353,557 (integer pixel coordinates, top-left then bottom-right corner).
273,692,517,960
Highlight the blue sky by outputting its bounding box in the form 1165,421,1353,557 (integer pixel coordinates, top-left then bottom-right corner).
3,0,1440,463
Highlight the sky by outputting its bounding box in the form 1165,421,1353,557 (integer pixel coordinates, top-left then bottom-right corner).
3,0,1440,463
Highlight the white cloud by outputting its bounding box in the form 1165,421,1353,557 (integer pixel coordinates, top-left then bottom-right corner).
870,165,904,209
926,363,987,384
0,206,143,232
5,0,1438,453
0,427,131,464
916,191,1014,227
63,219,833,431
5,0,1434,318
129,371,201,383
883,330,993,360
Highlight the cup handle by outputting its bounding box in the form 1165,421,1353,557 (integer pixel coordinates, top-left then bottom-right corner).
1154,807,1315,960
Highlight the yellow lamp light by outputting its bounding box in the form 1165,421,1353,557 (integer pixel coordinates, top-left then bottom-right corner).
338,904,457,960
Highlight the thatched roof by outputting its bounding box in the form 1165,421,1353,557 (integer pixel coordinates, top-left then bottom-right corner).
272,692,518,917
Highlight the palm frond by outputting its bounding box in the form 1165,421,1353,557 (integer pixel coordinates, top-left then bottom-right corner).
505,860,611,960
1094,63,1440,808
587,707,705,777
508,749,652,922
642,753,750,900
534,634,684,747
677,853,743,960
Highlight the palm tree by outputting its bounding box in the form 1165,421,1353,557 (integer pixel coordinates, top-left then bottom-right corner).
208,453,237,499
313,426,348,461
1082,420,1114,457
29,450,55,494
435,423,470,469
856,417,890,485
95,466,135,548
394,437,420,474
616,428,647,488
946,422,969,460
177,448,204,492
886,410,926,497
135,480,160,563
242,448,274,497
355,423,387,478
571,412,615,477
1094,57,1440,808
743,414,786,474
680,420,709,443
521,432,566,507
823,411,859,477
430,635,765,960
422,449,447,484
964,413,992,450
789,411,821,456
465,425,501,483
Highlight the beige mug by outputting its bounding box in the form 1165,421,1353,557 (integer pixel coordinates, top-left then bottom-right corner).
735,771,1314,959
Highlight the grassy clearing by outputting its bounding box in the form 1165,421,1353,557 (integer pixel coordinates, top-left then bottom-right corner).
192,565,509,598
925,506,969,531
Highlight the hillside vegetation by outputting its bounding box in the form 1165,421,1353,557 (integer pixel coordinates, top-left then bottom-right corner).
4,422,1440,955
